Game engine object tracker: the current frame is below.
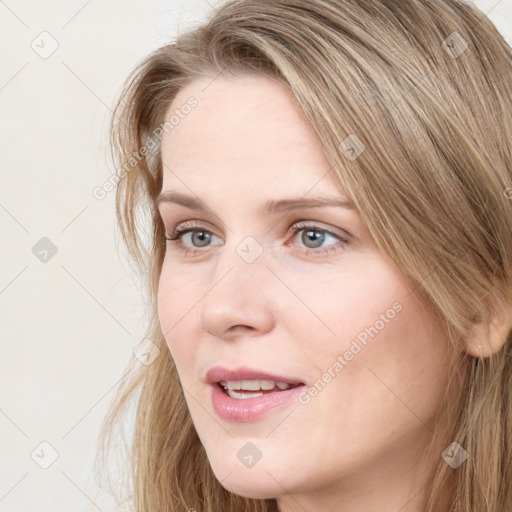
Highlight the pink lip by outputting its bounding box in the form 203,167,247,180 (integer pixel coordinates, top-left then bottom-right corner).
210,382,305,422
206,366,306,422
205,365,305,386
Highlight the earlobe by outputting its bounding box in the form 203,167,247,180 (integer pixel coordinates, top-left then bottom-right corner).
464,301,512,358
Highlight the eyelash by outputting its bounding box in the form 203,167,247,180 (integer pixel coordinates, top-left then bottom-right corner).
162,221,348,258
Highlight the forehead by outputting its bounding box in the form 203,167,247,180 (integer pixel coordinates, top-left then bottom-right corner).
163,73,310,142
159,74,343,196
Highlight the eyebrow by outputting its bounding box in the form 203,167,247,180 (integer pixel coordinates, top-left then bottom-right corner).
154,191,357,214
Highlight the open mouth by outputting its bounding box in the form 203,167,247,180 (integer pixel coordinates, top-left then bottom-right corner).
217,380,304,399
210,375,307,421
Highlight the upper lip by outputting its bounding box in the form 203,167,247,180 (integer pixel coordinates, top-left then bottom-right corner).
206,365,305,386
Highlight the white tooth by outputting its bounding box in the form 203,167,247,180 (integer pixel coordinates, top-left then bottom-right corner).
223,379,283,391
260,380,276,390
227,389,264,399
276,382,291,390
240,379,262,390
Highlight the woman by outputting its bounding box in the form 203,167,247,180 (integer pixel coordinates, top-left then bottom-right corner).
99,1,512,510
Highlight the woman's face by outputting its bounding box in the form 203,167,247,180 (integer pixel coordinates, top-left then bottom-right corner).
157,74,456,510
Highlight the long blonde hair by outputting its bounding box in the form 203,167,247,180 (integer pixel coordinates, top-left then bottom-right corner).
98,1,512,510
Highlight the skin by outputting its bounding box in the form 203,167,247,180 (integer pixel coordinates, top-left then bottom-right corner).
156,73,460,512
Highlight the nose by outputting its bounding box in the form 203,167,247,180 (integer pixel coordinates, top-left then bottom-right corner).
199,239,276,340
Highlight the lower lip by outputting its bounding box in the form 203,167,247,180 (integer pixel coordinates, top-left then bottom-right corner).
210,383,305,422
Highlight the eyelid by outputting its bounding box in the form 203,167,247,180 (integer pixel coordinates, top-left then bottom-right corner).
158,206,228,232
163,219,217,237
162,216,351,238
290,220,351,240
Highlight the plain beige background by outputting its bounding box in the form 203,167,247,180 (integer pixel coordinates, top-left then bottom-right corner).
0,1,510,510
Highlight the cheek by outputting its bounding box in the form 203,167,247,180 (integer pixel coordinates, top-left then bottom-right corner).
294,259,449,398
157,264,216,382
326,282,449,425
285,256,406,345
294,277,450,463
157,263,194,328
157,267,192,361
157,269,173,336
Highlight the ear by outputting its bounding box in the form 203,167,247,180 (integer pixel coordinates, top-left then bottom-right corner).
464,299,512,358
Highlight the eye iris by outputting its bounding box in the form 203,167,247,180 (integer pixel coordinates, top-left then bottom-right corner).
192,231,211,247
302,229,324,248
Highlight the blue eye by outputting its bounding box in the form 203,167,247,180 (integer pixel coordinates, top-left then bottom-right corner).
163,223,221,257
163,221,348,258
166,228,215,248
288,223,346,253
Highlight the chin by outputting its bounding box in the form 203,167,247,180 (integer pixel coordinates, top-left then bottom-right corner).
208,458,286,499
218,477,282,500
